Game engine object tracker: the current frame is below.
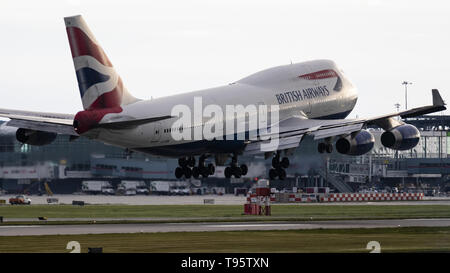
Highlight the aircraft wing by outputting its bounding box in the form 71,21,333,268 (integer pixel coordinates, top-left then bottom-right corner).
0,108,78,135
0,108,174,136
244,89,446,154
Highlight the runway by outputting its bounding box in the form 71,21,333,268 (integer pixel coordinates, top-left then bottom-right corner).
1,194,449,205
1,218,449,236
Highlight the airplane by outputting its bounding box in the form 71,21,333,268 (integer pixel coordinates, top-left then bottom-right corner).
0,15,446,180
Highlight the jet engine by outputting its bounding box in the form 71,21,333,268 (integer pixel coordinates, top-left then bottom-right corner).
16,128,57,146
381,124,420,150
336,130,375,156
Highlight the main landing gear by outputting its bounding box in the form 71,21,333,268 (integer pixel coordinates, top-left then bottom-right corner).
175,156,215,179
224,154,248,179
268,152,289,180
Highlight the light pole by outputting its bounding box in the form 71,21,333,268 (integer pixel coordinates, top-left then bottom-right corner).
402,81,412,110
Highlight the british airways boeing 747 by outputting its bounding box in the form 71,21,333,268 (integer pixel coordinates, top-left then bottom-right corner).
0,15,446,180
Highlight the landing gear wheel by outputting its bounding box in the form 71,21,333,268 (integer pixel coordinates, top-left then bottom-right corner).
192,167,200,179
232,166,242,178
272,157,280,168
188,157,196,167
224,167,232,178
183,167,192,179
178,158,188,167
281,157,290,168
277,168,286,180
269,168,278,180
240,164,248,176
175,167,183,179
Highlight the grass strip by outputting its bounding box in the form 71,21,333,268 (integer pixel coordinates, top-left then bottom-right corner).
0,226,449,253
1,204,449,219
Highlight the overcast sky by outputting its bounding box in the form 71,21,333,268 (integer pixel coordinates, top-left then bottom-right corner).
0,0,449,118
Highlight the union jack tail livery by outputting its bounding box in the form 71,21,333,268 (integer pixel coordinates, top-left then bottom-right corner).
64,15,139,111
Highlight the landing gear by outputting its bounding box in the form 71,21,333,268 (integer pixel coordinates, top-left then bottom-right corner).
269,152,289,180
192,156,215,179
175,167,184,179
224,154,248,178
318,142,333,153
175,155,215,179
183,166,192,178
269,167,286,180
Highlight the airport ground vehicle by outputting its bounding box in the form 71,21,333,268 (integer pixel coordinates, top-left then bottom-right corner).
136,187,149,195
150,181,170,195
169,186,190,196
135,181,150,195
9,195,31,205
81,181,113,195
116,186,136,196
101,186,115,195
117,180,147,195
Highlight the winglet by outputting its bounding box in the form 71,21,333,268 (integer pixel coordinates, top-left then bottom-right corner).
432,89,445,106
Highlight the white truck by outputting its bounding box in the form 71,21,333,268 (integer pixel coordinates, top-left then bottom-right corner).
150,181,170,195
136,181,150,195
82,181,114,195
170,186,190,196
117,180,148,195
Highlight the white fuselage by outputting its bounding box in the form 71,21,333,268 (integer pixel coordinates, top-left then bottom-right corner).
90,59,358,157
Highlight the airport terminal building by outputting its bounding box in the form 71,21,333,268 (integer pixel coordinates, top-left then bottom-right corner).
0,115,449,194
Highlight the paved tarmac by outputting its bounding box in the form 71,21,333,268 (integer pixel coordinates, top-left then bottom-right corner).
1,194,449,205
1,218,449,236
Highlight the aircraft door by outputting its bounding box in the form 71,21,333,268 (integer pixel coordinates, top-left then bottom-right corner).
151,121,162,142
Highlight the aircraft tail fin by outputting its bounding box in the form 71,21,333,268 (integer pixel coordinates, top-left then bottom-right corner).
64,15,139,110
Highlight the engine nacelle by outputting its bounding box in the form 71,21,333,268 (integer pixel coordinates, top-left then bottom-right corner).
336,130,375,156
16,128,57,146
381,124,420,150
